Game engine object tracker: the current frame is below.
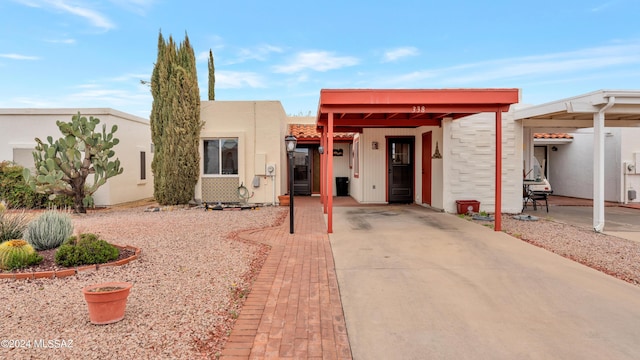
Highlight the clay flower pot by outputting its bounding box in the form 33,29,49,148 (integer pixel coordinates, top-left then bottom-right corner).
278,195,290,206
82,282,132,325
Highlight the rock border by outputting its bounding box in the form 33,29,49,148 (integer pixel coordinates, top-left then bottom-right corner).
0,244,141,280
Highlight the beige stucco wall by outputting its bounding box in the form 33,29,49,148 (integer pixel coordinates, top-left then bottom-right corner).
197,101,288,204
0,108,153,206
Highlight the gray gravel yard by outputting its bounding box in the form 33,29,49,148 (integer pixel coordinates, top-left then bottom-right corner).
0,205,286,360
480,215,640,286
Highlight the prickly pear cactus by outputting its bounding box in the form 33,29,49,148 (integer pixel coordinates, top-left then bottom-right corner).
0,240,36,270
22,112,124,214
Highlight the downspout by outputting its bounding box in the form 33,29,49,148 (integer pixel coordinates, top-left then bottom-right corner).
593,96,615,232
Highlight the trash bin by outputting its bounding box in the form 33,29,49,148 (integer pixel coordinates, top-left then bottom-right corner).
336,177,349,196
455,200,480,214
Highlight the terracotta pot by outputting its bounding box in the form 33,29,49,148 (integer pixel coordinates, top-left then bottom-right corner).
82,282,132,325
278,195,290,206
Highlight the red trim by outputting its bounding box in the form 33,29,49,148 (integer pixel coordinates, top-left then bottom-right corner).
327,113,334,233
495,110,502,231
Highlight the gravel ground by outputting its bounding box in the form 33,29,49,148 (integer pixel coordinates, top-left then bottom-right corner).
474,215,640,286
0,205,287,360
2,204,638,359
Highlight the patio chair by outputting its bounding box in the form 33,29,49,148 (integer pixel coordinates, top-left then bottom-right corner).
523,190,550,212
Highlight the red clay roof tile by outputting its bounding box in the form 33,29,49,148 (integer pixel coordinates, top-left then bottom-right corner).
288,124,354,141
533,133,574,139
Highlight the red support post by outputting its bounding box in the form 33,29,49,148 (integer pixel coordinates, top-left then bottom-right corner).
327,113,334,233
495,109,502,232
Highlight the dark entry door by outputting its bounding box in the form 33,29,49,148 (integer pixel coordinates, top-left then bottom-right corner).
293,147,311,195
388,138,414,203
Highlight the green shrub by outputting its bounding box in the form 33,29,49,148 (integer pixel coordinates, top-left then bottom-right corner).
55,233,119,267
0,161,73,209
25,210,74,250
0,208,29,242
0,239,42,270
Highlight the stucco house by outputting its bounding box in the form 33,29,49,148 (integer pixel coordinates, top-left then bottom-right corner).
516,90,640,231
0,108,154,206
527,128,639,204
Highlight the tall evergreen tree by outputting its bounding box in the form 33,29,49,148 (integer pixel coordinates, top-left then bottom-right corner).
150,31,202,205
208,49,215,100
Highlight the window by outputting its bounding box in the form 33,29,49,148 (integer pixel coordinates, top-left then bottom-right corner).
140,151,146,180
204,138,238,175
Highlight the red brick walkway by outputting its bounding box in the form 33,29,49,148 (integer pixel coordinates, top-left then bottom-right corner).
220,197,352,359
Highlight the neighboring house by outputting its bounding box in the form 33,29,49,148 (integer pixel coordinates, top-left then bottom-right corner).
0,108,153,206
196,101,288,205
529,129,640,204
515,90,640,231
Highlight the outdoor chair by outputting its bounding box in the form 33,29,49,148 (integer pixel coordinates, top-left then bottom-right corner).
523,189,550,212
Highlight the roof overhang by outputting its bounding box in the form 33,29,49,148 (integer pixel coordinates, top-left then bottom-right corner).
316,88,520,131
514,90,640,128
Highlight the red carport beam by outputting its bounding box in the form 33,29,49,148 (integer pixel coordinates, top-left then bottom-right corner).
495,109,502,232
327,113,334,233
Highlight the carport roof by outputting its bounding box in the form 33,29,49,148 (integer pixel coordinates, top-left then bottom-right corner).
514,89,640,128
316,88,519,131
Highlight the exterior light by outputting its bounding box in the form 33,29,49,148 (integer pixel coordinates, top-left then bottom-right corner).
285,135,297,154
284,134,297,234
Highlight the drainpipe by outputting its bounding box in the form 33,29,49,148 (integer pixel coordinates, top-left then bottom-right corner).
593,96,615,232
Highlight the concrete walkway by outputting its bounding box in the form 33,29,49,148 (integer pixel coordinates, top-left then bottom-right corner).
330,204,640,360
220,197,351,359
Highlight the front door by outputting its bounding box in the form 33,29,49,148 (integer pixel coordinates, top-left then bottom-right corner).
293,147,311,195
422,132,432,205
387,137,414,203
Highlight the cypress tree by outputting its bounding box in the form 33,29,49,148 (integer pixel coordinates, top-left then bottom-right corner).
150,31,201,205
208,49,215,100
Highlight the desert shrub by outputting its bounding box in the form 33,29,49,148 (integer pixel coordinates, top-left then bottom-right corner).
55,233,119,267
0,239,43,270
0,161,73,209
0,208,29,242
24,210,74,250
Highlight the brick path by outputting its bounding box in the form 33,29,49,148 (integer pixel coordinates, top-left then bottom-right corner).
220,197,352,359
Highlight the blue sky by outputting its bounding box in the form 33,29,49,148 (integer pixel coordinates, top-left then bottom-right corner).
1,0,639,119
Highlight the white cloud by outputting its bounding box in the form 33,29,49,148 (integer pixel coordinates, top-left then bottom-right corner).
273,51,359,74
108,0,155,15
0,53,40,60
216,71,266,88
13,0,115,30
590,1,615,12
45,38,76,44
383,47,419,62
388,41,640,86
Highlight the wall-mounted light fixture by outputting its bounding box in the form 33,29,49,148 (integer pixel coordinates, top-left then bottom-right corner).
551,146,558,152
371,141,379,150
285,134,297,234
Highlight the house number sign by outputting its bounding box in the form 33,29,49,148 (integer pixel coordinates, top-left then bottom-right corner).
412,106,427,113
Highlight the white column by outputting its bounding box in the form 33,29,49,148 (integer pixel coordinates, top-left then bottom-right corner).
593,110,605,232
593,97,615,232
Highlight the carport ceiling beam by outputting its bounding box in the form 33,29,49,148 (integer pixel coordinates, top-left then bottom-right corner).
320,104,512,114
333,119,441,127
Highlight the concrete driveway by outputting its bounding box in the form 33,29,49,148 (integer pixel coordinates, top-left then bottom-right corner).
329,205,640,360
523,205,640,242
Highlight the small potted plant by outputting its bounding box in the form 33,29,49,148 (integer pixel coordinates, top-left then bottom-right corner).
278,194,290,206
82,281,133,324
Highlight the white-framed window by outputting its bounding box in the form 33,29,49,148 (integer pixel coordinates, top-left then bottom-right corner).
204,138,238,175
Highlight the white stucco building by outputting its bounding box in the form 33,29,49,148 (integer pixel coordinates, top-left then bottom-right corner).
0,108,154,206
